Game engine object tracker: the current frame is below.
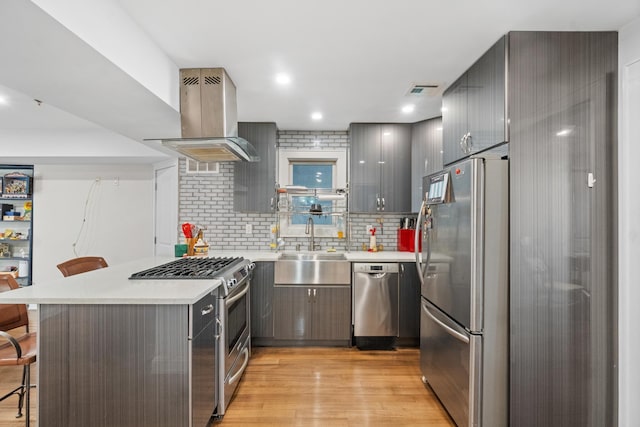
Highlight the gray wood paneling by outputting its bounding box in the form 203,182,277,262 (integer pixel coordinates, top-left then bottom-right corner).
350,123,412,213
399,262,420,341
311,286,351,340
442,36,507,165
273,285,350,343
411,117,443,212
250,261,275,339
509,31,617,427
350,123,382,212
380,123,412,212
273,286,311,340
39,304,190,427
442,75,468,165
467,36,507,152
234,122,278,212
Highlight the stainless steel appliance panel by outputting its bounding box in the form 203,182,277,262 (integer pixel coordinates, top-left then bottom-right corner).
421,158,484,332
216,278,251,417
353,263,399,337
420,298,480,427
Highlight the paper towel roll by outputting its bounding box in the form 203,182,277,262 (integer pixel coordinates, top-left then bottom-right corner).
18,261,29,278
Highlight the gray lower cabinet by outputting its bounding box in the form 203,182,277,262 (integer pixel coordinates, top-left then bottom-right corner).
234,122,278,212
38,294,218,427
250,261,274,343
350,123,412,212
273,285,351,343
411,117,443,212
442,36,507,165
398,263,420,345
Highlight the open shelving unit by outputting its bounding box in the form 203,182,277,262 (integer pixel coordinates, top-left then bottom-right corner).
274,186,350,251
0,165,34,287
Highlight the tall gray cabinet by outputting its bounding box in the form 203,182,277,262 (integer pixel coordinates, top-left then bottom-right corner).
442,36,507,165
506,32,617,427
233,122,278,212
349,123,412,212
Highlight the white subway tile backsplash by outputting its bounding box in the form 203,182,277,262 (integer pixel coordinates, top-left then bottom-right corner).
178,130,410,251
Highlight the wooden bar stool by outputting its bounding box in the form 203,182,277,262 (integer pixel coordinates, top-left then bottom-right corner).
0,275,36,427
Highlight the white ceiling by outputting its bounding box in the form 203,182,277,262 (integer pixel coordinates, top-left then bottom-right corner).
0,0,638,163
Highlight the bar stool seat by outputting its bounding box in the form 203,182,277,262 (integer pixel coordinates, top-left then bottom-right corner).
56,256,108,277
0,275,36,426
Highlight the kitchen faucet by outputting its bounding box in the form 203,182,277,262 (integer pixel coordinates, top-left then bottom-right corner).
305,216,319,251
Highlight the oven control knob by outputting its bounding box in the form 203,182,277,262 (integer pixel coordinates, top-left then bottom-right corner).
228,278,237,288
248,263,255,270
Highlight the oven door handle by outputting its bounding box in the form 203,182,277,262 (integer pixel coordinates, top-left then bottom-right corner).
228,347,250,386
225,281,249,307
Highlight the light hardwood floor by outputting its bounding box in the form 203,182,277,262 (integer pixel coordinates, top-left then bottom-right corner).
0,313,454,427
219,346,454,427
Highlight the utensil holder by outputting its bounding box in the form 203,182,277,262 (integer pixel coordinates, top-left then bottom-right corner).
186,238,196,256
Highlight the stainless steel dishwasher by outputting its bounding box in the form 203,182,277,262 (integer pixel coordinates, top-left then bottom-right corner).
352,263,399,349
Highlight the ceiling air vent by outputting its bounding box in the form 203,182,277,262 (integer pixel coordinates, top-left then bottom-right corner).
406,83,444,97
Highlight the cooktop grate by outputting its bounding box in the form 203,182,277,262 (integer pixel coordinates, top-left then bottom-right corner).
129,257,242,280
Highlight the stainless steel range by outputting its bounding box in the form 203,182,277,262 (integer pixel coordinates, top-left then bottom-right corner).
130,256,254,422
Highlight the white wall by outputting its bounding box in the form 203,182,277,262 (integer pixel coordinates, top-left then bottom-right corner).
618,17,640,427
32,164,155,284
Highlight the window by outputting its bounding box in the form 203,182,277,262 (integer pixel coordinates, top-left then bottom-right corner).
186,159,219,174
291,163,333,225
277,149,347,237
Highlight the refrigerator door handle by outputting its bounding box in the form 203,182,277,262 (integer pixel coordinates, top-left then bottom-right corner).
422,301,470,344
415,200,425,285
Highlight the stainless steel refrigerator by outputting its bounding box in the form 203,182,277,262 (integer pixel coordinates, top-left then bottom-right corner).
415,156,508,427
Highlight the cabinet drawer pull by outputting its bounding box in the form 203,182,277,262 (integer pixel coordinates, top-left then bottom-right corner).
201,304,214,316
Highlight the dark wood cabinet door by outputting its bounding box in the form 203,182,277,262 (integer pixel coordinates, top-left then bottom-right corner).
250,262,274,339
399,263,420,339
273,287,313,340
350,123,382,212
311,286,351,340
380,123,412,212
467,36,507,154
234,122,277,212
442,74,468,165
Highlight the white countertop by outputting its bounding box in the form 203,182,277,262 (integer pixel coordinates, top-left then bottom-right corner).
0,256,224,305
0,251,450,306
212,250,449,263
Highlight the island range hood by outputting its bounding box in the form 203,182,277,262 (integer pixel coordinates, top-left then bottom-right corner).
155,68,260,162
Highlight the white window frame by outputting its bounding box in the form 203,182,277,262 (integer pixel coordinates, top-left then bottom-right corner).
277,149,347,238
185,159,219,174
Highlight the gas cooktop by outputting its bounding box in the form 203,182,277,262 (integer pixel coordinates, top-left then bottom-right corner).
129,257,244,280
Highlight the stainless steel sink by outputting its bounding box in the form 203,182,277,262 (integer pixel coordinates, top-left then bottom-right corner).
278,252,346,261
275,252,350,285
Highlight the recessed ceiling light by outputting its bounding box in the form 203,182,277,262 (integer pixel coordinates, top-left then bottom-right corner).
275,73,291,85
402,104,415,114
311,112,323,120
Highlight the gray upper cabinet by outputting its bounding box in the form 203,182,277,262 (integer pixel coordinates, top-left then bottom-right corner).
233,122,278,212
442,36,507,165
350,123,412,213
411,117,443,212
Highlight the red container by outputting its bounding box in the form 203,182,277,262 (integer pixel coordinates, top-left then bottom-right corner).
397,228,421,252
